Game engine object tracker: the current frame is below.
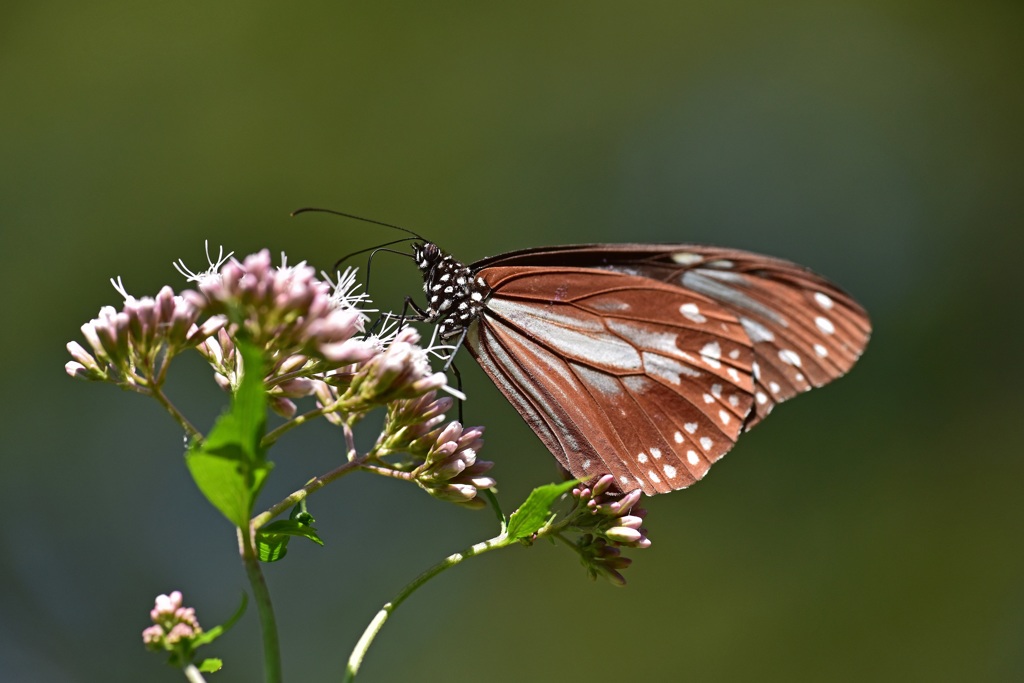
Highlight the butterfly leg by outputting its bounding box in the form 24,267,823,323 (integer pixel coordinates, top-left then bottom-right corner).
398,296,430,330
449,362,465,423
441,326,469,372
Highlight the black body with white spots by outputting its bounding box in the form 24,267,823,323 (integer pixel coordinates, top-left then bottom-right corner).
412,242,490,340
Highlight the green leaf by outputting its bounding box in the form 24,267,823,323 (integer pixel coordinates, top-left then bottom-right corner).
192,593,248,648
256,533,290,562
506,480,578,541
261,519,324,545
185,341,271,528
255,511,324,562
197,658,223,673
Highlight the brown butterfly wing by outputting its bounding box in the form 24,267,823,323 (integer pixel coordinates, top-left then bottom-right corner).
466,246,870,496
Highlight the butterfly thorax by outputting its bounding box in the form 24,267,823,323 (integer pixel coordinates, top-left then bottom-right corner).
413,242,490,339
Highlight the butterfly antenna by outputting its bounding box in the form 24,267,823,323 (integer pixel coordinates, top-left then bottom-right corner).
331,238,420,273
291,207,426,240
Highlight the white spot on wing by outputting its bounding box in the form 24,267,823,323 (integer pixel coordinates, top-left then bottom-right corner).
756,391,768,404
700,341,722,369
674,431,684,443
778,349,802,366
769,381,781,394
706,259,734,269
664,465,678,479
680,303,706,323
650,448,662,459
687,450,700,466
684,422,698,434
719,409,731,425
711,383,722,398
814,343,828,357
740,317,775,343
649,470,661,484
589,299,631,312
700,436,713,450
672,252,703,265
815,316,835,335
638,452,648,464
727,367,741,382
703,393,714,404
814,292,834,309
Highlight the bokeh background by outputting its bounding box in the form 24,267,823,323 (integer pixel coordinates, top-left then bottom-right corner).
3,2,1022,681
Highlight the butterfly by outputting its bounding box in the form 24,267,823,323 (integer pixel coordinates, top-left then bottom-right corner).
409,241,871,496
298,209,871,496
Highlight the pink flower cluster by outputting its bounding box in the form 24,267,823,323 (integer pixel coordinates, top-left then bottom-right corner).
570,474,652,585
142,591,203,651
66,245,496,506
66,286,224,389
371,383,495,506
198,250,375,366
413,421,495,506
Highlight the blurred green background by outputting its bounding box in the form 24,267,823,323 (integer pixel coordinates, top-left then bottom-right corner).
3,2,1022,681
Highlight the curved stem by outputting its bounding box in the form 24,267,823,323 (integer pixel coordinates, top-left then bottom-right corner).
261,396,367,448
343,532,512,682
251,456,366,529
151,385,201,441
262,406,328,447
238,526,282,683
359,463,414,481
481,488,506,534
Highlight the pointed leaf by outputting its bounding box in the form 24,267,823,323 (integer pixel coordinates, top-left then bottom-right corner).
192,593,248,648
506,480,578,541
185,341,270,527
197,659,223,673
256,533,290,562
255,514,323,562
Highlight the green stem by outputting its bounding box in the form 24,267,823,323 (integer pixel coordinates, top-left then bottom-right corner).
251,456,366,529
262,393,369,448
481,488,506,534
238,526,282,683
359,463,414,481
343,532,512,682
262,406,328,447
151,385,202,441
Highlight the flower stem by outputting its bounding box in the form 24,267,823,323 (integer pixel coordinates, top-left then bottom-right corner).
343,532,511,682
151,385,201,441
238,526,282,683
183,664,208,683
250,457,366,530
262,406,328,446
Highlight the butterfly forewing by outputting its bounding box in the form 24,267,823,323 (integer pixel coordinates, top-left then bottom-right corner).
460,245,870,496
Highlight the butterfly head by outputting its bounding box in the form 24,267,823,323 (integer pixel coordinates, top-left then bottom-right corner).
411,242,490,339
